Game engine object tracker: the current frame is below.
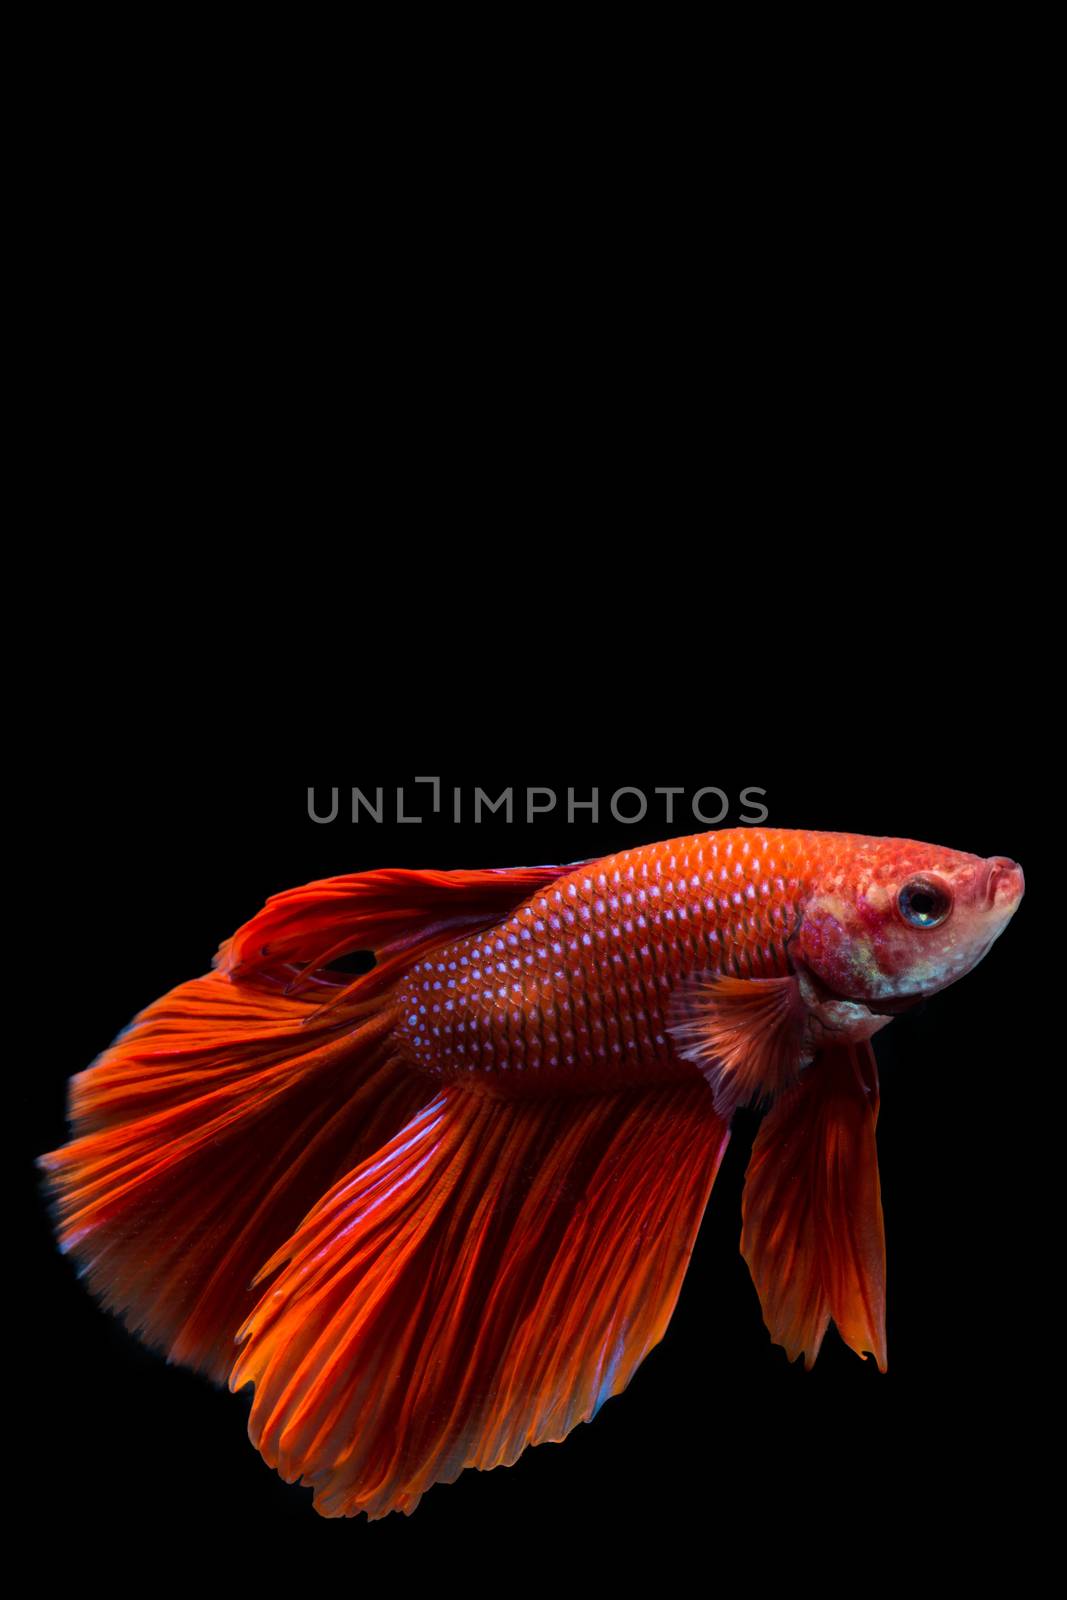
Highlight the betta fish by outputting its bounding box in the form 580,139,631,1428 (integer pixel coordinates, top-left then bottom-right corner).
40,828,1023,1518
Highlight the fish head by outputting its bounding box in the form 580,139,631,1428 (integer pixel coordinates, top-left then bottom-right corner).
794,836,1024,1010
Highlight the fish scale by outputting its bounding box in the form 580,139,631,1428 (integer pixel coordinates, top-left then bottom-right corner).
393,828,815,1095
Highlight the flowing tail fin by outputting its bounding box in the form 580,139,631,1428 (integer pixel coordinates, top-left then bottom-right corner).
39,862,577,1382
230,1081,730,1518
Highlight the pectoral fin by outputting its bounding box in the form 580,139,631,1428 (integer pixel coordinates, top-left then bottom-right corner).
668,973,811,1117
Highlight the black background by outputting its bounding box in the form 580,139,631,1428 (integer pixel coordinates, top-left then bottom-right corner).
26,737,1038,1570
17,18,1055,1570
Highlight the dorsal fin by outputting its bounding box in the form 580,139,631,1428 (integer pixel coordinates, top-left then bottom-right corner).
218,861,586,1002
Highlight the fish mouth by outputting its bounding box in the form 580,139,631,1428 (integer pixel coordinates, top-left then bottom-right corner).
982,856,1024,911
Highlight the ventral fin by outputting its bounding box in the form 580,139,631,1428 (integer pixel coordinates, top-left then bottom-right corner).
741,1040,887,1372
668,973,811,1117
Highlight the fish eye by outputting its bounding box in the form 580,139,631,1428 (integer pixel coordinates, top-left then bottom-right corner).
898,879,952,929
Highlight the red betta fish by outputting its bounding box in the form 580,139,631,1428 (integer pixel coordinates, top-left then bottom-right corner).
41,828,1023,1518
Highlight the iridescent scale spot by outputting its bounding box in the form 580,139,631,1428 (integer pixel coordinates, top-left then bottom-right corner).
392,828,815,1098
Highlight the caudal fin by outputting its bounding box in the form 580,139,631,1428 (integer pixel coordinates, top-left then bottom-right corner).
230,1081,730,1518
40,861,575,1381
39,971,423,1381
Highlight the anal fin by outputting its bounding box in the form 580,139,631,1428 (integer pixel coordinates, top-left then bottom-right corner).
230,1082,731,1518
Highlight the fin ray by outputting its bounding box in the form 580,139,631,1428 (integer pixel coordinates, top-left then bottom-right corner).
41,863,585,1381
219,862,585,1001
740,1040,886,1370
40,971,424,1380
669,972,810,1115
231,1082,730,1518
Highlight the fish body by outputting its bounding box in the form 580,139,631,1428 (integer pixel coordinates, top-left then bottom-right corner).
394,828,1019,1099
395,828,800,1093
40,827,1023,1518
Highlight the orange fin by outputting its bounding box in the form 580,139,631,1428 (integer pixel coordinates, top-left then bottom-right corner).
219,861,585,1001
230,1082,730,1519
668,973,810,1116
39,972,424,1381
41,863,581,1380
740,1040,887,1371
